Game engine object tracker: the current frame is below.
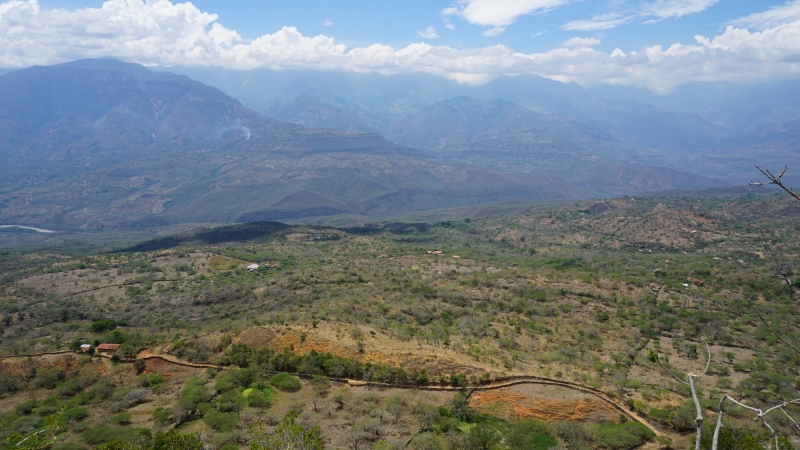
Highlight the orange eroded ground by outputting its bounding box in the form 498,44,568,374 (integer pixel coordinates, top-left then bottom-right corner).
143,356,197,377
470,387,618,422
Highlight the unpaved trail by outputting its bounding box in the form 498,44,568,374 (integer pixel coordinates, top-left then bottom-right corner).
136,348,660,437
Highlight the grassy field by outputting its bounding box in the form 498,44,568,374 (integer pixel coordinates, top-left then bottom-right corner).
1,191,798,449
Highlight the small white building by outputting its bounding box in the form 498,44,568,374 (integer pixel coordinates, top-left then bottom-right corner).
247,264,259,272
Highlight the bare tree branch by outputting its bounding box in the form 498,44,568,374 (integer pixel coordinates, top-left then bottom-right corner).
696,343,712,377
650,344,712,450
778,406,800,434
689,375,703,450
751,165,800,202
712,396,725,450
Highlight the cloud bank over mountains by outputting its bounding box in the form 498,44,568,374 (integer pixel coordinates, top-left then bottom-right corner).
1,0,799,92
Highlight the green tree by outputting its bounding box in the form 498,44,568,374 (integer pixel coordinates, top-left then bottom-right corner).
4,415,64,449
449,392,475,421
249,410,323,450
467,422,499,450
505,419,556,450
133,359,146,374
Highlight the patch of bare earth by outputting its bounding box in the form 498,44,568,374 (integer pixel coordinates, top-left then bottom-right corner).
470,383,619,422
236,323,501,376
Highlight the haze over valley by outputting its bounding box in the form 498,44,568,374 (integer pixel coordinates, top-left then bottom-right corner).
2,2,800,449
4,58,800,230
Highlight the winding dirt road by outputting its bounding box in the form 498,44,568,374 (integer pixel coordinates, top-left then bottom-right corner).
135,348,660,437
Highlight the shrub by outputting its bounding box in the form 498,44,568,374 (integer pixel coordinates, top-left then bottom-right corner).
137,372,165,389
111,388,151,412
213,374,236,393
592,421,655,449
203,411,240,432
648,408,672,424
0,372,23,394
34,367,65,389
89,319,118,333
552,421,592,449
9,415,44,434
152,430,203,449
133,359,146,374
81,425,137,445
16,399,38,415
111,412,132,424
153,406,172,427
32,399,61,417
51,443,84,450
59,406,89,423
269,372,301,392
180,377,212,409
246,388,275,408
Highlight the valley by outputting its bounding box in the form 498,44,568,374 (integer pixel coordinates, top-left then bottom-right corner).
0,58,799,450
1,191,798,449
1,1,800,448
2,59,781,231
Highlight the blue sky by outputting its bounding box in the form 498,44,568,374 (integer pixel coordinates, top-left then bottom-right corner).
5,1,800,92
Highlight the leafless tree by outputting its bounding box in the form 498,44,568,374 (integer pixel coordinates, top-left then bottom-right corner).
648,344,711,450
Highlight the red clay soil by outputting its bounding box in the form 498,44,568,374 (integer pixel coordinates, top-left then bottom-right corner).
470,388,618,422
142,356,198,377
0,353,86,377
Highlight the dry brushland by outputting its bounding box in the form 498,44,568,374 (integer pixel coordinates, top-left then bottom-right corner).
1,191,800,449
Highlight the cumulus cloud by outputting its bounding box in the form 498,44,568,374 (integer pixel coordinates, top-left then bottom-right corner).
729,0,800,30
417,26,438,39
1,0,800,93
442,0,572,28
562,36,601,48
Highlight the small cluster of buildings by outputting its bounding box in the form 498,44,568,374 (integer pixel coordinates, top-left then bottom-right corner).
427,250,460,258
78,343,121,356
247,262,281,272
650,277,705,292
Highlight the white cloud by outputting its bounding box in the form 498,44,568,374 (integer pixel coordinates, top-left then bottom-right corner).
562,13,631,31
1,0,800,93
443,0,572,28
642,0,719,19
562,36,600,48
0,0,237,67
482,26,505,37
417,26,438,39
320,19,334,27
729,0,800,30
563,0,716,31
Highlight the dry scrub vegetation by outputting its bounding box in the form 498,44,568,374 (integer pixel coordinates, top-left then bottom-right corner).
1,191,799,449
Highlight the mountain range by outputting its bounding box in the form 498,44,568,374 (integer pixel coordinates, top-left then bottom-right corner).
2,59,793,229
179,66,800,181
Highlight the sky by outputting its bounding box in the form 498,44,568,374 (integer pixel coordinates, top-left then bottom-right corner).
1,0,800,92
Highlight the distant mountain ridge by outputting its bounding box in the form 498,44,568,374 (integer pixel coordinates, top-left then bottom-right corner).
385,96,636,173
0,59,594,229
173,66,800,182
